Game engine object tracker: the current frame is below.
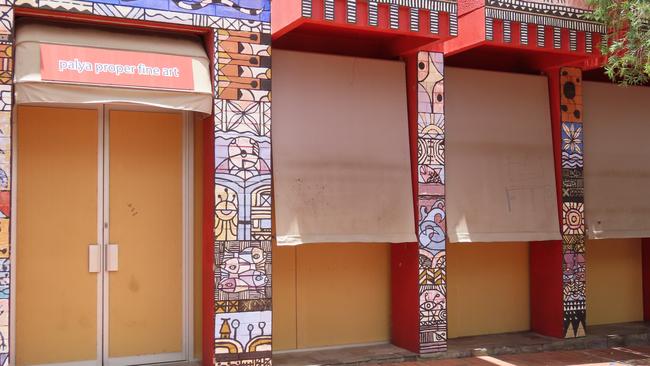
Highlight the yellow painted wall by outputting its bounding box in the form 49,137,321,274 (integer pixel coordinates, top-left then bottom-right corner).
272,244,297,350
273,243,391,350
586,238,643,325
447,242,530,338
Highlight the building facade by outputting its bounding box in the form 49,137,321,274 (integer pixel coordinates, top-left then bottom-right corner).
3,1,650,366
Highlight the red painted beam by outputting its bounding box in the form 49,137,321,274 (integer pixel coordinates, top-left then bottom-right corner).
444,5,603,72
272,0,454,57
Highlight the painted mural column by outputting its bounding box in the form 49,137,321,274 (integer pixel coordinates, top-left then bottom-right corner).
415,51,447,354
557,67,586,338
532,67,586,340
0,1,12,365
212,28,273,365
392,51,446,355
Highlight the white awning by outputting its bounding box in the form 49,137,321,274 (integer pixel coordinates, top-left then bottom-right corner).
584,81,650,239
272,50,416,245
446,67,561,243
14,21,212,114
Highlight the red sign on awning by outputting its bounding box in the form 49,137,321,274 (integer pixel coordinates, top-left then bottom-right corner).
40,44,195,90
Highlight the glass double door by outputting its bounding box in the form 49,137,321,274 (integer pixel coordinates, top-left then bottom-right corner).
16,105,187,366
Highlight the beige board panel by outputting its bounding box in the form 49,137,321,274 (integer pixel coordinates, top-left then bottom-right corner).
16,106,98,365
583,82,650,239
586,238,643,325
108,110,183,357
447,242,530,338
295,244,391,349
445,67,559,243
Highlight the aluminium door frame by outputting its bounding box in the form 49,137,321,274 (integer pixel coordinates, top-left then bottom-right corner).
10,103,194,366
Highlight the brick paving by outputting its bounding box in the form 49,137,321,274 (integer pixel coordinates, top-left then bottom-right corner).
386,347,650,366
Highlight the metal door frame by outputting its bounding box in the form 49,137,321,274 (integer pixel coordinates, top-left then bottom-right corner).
10,103,194,366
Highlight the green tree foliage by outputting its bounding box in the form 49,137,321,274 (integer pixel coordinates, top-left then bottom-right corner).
586,0,650,85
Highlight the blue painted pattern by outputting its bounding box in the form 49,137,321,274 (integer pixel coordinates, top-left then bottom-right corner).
89,0,270,21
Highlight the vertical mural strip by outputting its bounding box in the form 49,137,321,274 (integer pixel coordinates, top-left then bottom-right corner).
0,1,12,364
213,28,273,365
416,51,447,353
559,67,586,338
8,0,272,364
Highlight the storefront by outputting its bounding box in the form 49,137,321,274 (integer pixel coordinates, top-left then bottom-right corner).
3,0,650,365
13,19,211,366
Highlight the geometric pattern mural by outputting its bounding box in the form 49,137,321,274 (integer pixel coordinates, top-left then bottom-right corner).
213,26,272,365
301,0,457,36
0,1,11,365
559,67,586,338
416,51,447,353
5,0,272,365
484,0,605,52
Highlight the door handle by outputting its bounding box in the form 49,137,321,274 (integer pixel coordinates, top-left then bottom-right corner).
106,244,119,272
89,244,101,273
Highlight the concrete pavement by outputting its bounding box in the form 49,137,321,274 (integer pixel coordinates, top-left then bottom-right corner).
385,346,650,366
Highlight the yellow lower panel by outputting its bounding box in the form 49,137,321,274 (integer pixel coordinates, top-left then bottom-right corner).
272,244,297,351
586,238,643,325
447,242,530,338
16,106,99,365
295,244,391,349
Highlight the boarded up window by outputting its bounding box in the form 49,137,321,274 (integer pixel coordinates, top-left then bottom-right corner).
446,68,561,243
272,50,416,245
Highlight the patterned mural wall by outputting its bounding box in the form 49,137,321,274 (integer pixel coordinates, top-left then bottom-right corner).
416,51,447,353
559,67,586,338
3,0,272,365
0,1,12,365
213,26,272,366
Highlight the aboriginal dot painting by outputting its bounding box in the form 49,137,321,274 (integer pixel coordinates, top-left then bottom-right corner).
4,1,272,365
416,51,447,353
560,67,586,339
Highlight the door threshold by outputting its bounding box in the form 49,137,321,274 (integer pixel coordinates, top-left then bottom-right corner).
140,360,201,366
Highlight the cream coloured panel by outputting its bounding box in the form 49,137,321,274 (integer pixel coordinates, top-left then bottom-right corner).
446,68,560,243
583,82,650,239
272,50,415,245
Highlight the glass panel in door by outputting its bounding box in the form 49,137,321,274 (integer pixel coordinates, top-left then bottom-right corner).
107,110,184,364
16,106,99,366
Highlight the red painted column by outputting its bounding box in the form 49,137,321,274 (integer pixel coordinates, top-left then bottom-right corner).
392,51,447,354
642,238,650,321
202,29,217,366
531,67,586,339
203,114,216,366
